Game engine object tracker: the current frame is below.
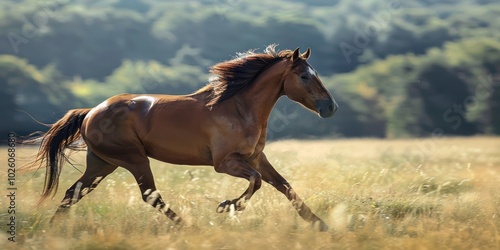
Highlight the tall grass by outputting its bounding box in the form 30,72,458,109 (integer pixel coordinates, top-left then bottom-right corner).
1,137,499,249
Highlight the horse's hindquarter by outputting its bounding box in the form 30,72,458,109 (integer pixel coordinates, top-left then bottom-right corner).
81,94,154,166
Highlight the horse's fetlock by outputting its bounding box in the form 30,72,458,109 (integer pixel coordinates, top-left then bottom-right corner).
236,197,247,209
143,190,162,205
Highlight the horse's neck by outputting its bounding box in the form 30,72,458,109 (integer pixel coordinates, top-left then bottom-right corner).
238,60,287,125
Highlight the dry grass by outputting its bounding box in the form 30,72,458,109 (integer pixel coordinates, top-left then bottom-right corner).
1,136,500,249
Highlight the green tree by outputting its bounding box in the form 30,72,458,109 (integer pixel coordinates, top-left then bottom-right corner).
0,55,73,136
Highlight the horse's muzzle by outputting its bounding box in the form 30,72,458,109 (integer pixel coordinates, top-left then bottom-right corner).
317,99,338,118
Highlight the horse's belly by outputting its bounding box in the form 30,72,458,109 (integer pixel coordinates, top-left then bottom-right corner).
145,141,213,166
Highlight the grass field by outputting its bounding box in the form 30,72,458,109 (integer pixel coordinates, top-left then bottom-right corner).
1,137,500,249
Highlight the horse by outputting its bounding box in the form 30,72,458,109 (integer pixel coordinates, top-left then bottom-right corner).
27,45,338,231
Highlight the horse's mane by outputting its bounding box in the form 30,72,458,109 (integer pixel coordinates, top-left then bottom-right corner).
197,44,297,106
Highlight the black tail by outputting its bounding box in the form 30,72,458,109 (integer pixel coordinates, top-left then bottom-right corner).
24,108,91,203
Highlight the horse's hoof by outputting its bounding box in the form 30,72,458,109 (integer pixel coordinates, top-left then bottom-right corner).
216,200,231,213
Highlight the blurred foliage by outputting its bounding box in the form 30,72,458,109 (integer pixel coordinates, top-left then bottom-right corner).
0,0,499,138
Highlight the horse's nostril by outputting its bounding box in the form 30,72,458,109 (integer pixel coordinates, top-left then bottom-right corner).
328,104,334,112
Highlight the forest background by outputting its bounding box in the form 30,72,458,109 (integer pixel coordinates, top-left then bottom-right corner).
1,0,499,139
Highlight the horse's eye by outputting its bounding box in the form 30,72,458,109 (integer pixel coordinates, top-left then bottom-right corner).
300,75,309,81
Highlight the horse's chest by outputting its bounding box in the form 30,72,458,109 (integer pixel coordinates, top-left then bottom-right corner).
234,128,267,161
211,115,266,158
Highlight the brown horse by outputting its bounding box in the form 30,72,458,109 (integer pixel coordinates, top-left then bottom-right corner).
28,45,338,231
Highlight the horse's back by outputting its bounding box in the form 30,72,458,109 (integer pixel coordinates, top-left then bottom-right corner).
81,91,261,167
82,93,213,166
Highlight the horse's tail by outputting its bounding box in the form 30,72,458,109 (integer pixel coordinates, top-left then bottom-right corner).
24,108,91,203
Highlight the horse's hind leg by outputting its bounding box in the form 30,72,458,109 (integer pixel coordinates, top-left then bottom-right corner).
51,150,117,222
124,159,183,225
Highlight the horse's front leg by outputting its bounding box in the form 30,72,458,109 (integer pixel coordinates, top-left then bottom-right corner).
214,153,262,213
257,153,329,231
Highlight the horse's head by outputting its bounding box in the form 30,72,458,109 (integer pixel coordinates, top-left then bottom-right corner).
282,48,338,118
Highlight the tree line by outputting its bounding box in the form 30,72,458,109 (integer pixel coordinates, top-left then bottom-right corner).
1,0,499,139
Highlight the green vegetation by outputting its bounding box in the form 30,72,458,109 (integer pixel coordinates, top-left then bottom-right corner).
1,0,499,138
1,137,499,249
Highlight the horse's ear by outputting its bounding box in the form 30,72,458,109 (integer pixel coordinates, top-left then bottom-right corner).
292,47,300,62
301,48,311,60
